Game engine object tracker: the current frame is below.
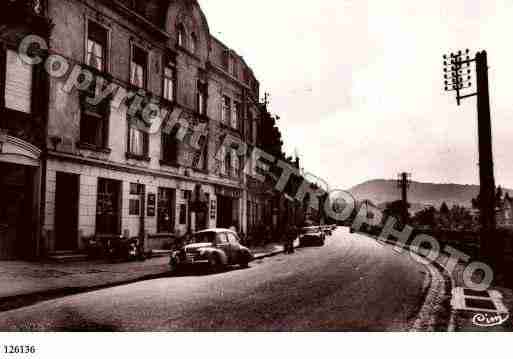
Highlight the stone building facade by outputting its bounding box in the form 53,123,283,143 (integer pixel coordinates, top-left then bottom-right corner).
0,0,52,259
0,0,280,258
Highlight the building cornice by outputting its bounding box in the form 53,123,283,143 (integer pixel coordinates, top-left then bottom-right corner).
47,150,244,191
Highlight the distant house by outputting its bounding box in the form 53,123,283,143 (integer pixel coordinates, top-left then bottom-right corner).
497,194,513,228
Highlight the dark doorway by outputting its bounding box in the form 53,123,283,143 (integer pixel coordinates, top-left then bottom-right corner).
195,193,209,231
0,162,34,259
157,187,176,233
217,195,233,229
96,178,121,235
55,172,79,251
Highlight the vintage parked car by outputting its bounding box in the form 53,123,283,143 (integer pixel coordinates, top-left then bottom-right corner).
299,226,326,247
169,229,253,273
322,225,333,236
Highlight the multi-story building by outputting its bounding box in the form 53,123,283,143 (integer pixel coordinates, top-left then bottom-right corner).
0,0,52,259
0,0,275,259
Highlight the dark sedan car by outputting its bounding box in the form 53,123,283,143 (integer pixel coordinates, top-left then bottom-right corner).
299,226,326,247
169,229,253,273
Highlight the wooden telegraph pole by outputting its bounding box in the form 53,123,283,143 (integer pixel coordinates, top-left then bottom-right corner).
397,172,411,225
443,50,497,260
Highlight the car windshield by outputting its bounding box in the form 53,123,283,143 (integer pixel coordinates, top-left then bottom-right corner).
191,232,215,244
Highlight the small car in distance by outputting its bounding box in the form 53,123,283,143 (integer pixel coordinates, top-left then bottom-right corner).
322,225,333,236
169,229,253,273
299,226,326,247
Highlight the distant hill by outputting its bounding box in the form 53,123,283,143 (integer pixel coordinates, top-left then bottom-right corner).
348,179,512,211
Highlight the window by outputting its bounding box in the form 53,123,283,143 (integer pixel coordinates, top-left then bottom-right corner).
96,178,121,235
177,24,186,47
179,203,187,225
231,56,238,78
243,68,251,84
79,78,110,149
192,134,207,171
86,21,108,72
128,118,149,158
162,123,179,165
228,55,234,74
190,33,198,54
3,49,33,113
129,183,144,216
232,101,241,129
247,108,253,142
129,199,140,215
158,187,176,233
234,154,242,178
253,121,258,143
197,81,207,115
163,66,175,102
222,95,231,124
222,50,229,71
225,149,232,176
219,145,226,175
226,232,239,244
216,233,228,245
80,111,107,148
130,45,147,88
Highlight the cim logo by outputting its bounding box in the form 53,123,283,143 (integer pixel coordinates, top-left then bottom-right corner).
472,312,509,328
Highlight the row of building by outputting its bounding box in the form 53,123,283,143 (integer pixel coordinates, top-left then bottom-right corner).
0,0,310,260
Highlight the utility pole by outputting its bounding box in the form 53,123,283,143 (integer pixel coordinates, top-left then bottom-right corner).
443,50,497,260
397,172,411,224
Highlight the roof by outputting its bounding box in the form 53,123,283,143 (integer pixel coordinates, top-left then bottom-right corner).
194,228,237,235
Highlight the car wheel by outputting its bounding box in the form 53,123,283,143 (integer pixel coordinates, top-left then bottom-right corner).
169,257,178,273
239,252,251,268
209,255,223,273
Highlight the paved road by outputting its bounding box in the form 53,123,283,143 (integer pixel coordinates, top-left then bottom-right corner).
0,228,430,331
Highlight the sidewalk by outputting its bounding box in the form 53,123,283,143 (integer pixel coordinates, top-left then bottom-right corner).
250,238,299,260
0,241,294,312
444,257,513,331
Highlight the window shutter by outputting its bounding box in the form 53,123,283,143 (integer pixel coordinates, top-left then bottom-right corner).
32,56,48,116
4,50,33,113
0,45,6,109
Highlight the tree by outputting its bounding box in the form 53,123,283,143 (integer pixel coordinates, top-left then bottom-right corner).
497,185,504,202
383,200,410,224
440,202,450,215
472,193,481,209
413,206,436,228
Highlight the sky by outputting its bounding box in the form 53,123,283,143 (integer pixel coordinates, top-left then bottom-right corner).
198,0,513,190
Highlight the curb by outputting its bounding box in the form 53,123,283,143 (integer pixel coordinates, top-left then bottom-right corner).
0,271,172,313
380,238,454,331
253,249,285,260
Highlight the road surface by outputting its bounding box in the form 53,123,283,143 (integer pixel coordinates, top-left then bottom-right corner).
0,228,430,331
